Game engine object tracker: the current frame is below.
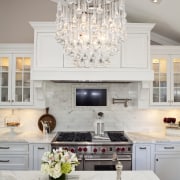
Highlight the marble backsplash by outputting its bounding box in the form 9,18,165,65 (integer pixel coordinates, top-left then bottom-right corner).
0,81,180,135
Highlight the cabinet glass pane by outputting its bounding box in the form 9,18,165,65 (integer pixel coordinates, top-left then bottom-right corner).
1,88,8,102
23,88,30,102
174,74,180,87
153,59,159,72
24,58,31,71
1,72,8,86
16,72,22,86
0,57,9,71
160,74,167,87
153,74,159,87
15,88,22,102
153,88,159,102
16,58,23,71
160,88,167,102
23,72,30,86
173,59,180,72
159,59,167,73
174,88,180,102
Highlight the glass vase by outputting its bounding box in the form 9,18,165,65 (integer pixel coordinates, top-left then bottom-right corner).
49,174,66,180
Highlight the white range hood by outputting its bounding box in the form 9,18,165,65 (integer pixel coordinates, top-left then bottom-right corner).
30,22,155,81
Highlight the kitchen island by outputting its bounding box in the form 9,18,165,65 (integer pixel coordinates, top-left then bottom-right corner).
0,170,160,180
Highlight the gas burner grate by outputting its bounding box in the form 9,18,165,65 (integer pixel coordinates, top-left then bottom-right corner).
74,132,92,142
56,132,75,141
56,132,92,142
107,132,128,142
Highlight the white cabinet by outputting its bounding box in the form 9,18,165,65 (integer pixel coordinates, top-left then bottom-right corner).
133,143,154,170
29,143,50,170
154,143,180,180
0,142,29,170
0,44,33,107
30,22,154,81
151,46,180,106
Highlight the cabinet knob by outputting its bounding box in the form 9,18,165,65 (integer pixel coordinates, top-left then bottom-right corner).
156,158,158,162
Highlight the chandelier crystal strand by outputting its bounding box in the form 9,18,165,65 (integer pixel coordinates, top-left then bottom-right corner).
56,0,127,67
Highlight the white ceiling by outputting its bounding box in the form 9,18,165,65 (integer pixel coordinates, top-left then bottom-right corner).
0,0,180,45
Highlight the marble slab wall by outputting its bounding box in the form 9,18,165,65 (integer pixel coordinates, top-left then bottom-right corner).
1,81,180,135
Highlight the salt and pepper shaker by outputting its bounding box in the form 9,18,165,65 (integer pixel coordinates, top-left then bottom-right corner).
116,161,123,180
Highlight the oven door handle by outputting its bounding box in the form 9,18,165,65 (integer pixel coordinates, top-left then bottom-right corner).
84,158,131,161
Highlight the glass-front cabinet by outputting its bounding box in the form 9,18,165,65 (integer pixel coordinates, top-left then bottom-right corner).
151,46,180,106
0,49,33,106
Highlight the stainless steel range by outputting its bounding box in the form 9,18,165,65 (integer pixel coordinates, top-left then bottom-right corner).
51,131,132,171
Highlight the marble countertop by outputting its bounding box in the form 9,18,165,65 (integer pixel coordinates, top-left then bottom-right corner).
0,129,55,143
0,170,160,180
127,131,180,143
1,128,180,144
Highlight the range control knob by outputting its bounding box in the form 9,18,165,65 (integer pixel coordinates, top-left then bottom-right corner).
83,147,87,152
78,147,82,152
64,147,68,151
93,148,98,153
116,147,120,152
101,148,106,153
121,147,125,152
70,148,75,153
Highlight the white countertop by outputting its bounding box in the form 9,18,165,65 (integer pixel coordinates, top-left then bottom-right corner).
127,131,180,143
0,170,160,180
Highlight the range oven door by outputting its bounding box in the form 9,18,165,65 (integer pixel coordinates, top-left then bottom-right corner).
84,154,132,171
75,154,84,171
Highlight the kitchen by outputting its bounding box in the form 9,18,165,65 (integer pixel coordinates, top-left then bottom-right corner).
0,0,180,180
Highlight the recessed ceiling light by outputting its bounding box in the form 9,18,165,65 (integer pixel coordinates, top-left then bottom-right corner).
151,0,162,4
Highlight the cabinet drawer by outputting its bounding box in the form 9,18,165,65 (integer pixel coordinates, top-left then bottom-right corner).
0,143,28,154
156,144,180,152
0,155,28,170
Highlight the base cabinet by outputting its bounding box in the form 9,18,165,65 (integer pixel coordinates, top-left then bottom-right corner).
154,143,180,180
133,143,154,170
0,143,29,170
29,143,50,170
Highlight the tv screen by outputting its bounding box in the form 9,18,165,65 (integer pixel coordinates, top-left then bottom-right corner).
76,89,107,106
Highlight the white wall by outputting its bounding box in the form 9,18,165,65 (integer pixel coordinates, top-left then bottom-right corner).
1,81,180,135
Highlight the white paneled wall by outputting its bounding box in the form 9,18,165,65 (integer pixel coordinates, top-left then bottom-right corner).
0,81,180,134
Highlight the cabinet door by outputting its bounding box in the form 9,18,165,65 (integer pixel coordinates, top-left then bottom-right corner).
12,54,33,105
33,144,50,170
0,54,11,105
155,154,180,180
171,56,180,105
134,144,151,170
151,55,171,105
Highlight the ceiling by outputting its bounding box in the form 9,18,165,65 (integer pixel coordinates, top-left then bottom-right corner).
0,0,180,45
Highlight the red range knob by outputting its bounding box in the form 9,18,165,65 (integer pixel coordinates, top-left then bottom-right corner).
70,148,75,153
116,147,120,152
78,147,82,152
121,147,125,152
93,148,97,153
101,148,106,153
83,147,87,152
64,147,68,151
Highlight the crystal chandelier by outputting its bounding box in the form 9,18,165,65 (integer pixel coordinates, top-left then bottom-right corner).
56,0,127,67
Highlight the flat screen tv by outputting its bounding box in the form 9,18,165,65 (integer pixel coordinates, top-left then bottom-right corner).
76,88,107,106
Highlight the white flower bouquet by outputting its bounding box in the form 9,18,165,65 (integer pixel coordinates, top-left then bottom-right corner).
41,148,79,179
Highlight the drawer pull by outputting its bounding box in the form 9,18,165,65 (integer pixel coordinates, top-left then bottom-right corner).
0,147,10,149
38,147,45,150
164,147,174,150
139,147,147,150
0,160,10,162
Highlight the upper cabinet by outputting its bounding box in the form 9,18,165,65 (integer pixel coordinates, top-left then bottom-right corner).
151,46,180,106
0,44,33,107
30,22,154,81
